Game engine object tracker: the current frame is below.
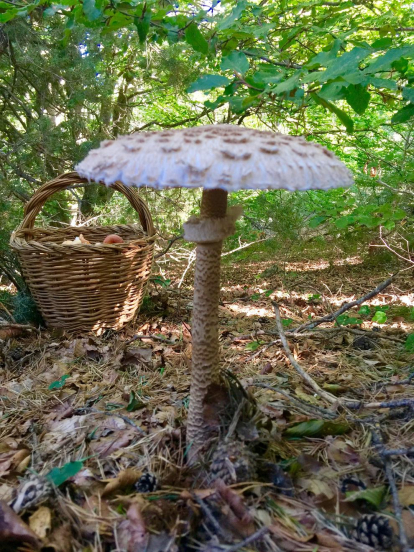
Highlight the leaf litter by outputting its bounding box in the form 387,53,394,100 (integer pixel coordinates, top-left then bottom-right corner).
0,257,413,551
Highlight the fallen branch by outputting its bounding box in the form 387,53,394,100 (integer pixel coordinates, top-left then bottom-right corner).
154,234,183,259
291,274,397,333
253,382,337,419
272,302,414,411
0,322,40,332
377,446,414,458
372,430,409,552
272,302,338,404
223,527,269,552
124,334,178,346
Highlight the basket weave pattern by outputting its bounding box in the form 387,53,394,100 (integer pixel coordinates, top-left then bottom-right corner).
10,172,155,333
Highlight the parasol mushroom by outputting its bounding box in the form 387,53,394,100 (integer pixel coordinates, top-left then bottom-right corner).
76,124,353,460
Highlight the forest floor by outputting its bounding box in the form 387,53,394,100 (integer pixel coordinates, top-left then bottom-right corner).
0,252,414,552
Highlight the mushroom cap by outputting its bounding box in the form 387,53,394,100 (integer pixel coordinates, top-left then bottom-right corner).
76,125,353,192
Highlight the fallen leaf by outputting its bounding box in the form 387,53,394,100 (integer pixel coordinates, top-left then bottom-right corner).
117,502,148,552
0,449,30,477
90,429,136,457
29,506,52,538
398,486,414,507
102,468,142,497
298,478,335,500
43,523,73,552
0,500,41,547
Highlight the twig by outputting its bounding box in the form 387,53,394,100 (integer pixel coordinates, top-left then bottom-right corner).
272,302,338,404
377,179,414,197
178,250,196,288
372,430,409,552
154,234,183,259
0,302,15,323
291,274,397,333
221,238,267,257
346,398,414,411
125,334,178,346
378,446,414,457
224,527,269,552
272,303,414,411
253,382,337,419
192,494,226,539
0,322,40,332
76,407,146,434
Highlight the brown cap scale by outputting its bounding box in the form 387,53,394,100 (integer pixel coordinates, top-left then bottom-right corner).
76,124,353,461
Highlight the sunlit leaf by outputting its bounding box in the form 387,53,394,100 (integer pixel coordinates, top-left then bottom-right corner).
46,461,83,487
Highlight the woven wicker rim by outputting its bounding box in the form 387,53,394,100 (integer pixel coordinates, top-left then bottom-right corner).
14,171,155,244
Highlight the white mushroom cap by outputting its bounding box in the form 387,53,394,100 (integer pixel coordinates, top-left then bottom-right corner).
76,125,353,192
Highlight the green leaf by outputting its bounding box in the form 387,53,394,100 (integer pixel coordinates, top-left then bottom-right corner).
371,37,393,50
358,305,371,316
218,0,247,30
46,461,83,487
391,104,414,125
371,311,387,324
185,22,208,55
318,82,346,101
309,216,327,228
127,391,146,412
345,84,370,115
273,74,300,95
316,47,370,83
366,46,414,74
48,375,70,390
187,75,231,93
134,11,151,44
245,341,261,351
345,486,386,509
221,51,249,75
305,39,342,69
368,77,398,90
282,318,293,328
336,314,362,326
312,94,354,133
83,0,102,21
284,419,350,439
403,87,414,103
404,334,414,352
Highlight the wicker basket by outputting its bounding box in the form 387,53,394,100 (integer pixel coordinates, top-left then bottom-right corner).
10,172,156,333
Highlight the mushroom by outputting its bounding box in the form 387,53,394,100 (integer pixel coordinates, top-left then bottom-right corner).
76,124,353,460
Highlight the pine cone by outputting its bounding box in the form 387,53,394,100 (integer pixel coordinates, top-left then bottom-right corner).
210,440,257,485
134,473,158,493
353,514,393,550
9,474,53,513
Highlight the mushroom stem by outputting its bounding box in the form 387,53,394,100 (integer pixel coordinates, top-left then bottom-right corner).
187,188,228,459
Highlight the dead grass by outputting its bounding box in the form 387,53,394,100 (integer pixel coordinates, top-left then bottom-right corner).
0,256,413,551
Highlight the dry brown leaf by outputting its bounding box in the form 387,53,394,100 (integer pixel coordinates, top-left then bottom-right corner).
101,468,142,497
90,429,136,458
117,502,148,552
298,477,335,500
326,439,360,465
0,499,41,547
315,531,345,549
29,506,52,538
43,523,73,552
214,479,255,537
180,489,216,500
0,449,30,477
398,486,414,507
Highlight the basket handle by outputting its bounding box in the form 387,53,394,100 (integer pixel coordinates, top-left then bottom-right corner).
18,171,155,236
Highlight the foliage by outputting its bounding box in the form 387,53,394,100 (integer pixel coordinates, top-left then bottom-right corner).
0,0,414,285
